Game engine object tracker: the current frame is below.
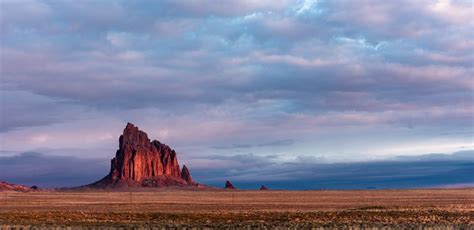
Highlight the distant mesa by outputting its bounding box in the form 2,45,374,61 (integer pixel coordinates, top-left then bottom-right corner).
87,123,197,188
0,181,37,192
259,185,269,190
225,180,237,189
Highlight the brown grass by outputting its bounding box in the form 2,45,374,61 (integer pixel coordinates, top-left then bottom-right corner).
1,188,473,228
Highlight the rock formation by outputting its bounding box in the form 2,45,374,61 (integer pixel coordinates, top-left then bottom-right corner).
88,123,196,188
259,185,268,190
0,181,35,192
181,165,194,184
224,180,237,189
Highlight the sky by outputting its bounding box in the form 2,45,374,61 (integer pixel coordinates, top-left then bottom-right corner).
0,0,473,189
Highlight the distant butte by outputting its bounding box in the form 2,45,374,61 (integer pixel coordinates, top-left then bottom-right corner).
87,123,197,188
224,180,237,189
0,181,37,192
259,185,269,190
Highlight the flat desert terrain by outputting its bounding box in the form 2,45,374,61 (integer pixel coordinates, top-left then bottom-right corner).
0,188,473,229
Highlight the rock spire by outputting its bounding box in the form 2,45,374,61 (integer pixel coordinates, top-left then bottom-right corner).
89,123,195,188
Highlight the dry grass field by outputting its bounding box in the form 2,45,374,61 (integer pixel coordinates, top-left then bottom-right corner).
0,188,473,229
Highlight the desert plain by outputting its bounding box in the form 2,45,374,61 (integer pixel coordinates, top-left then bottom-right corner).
0,188,473,229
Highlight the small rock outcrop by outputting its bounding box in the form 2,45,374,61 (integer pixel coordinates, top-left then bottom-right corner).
88,123,196,188
0,181,34,192
259,185,268,190
181,165,194,184
225,180,237,189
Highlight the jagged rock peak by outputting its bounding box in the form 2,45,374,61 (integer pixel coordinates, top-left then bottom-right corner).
88,122,195,188
120,122,151,149
225,180,237,189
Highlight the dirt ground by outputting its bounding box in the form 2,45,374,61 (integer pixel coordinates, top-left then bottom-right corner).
0,188,473,229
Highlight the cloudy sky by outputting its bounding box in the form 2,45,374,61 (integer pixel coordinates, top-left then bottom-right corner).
0,0,473,189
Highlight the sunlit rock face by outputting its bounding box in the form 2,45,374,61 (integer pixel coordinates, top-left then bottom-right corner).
89,123,196,188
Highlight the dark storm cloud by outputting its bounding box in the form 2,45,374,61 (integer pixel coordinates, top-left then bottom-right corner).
190,150,474,189
1,151,472,190
0,152,108,188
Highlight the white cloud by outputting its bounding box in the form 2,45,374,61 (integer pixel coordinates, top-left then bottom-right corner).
115,50,144,61
30,134,50,144
106,32,128,47
296,0,320,14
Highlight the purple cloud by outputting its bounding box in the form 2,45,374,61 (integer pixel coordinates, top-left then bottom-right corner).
0,0,472,172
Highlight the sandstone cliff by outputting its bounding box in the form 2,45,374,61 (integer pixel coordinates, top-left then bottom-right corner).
89,123,196,188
